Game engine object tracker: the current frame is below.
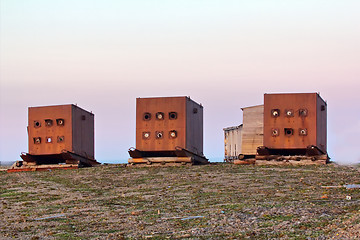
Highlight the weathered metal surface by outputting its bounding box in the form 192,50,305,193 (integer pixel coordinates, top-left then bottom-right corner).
185,98,204,155
262,93,327,155
71,105,95,159
128,157,193,164
20,151,99,167
128,146,208,165
26,104,96,164
134,96,206,159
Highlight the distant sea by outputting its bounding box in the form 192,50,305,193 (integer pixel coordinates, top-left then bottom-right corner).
0,161,16,167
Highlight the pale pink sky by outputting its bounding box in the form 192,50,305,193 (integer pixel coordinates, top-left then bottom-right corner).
1,1,359,163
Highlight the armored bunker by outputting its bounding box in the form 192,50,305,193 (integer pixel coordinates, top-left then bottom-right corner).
129,96,208,165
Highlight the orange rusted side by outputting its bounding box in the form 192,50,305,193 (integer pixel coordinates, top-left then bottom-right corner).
135,97,204,156
27,104,94,160
263,93,327,153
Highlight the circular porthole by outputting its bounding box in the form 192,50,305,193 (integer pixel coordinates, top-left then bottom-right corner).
271,109,280,117
57,136,65,142
156,131,163,139
156,112,164,120
169,130,177,138
299,109,308,117
285,128,294,136
56,119,65,126
286,109,294,117
169,112,177,120
143,113,151,121
34,121,41,128
272,129,279,136
299,129,307,136
143,132,150,139
45,119,53,126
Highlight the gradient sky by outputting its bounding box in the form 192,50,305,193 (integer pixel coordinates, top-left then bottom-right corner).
1,0,359,164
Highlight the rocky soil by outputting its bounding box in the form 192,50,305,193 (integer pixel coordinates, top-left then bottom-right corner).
1,163,360,239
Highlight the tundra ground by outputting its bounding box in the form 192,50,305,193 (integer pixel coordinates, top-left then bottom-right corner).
1,163,360,239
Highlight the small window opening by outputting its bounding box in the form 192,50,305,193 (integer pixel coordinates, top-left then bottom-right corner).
143,113,151,121
34,121,41,128
299,109,308,117
284,128,294,136
57,136,65,142
45,119,53,127
46,137,52,143
193,108,198,114
285,109,294,117
143,132,150,139
156,131,164,139
271,109,280,117
272,128,279,137
169,112,177,120
156,112,164,120
33,137,41,144
169,130,177,138
56,119,65,126
81,115,86,120
299,128,307,136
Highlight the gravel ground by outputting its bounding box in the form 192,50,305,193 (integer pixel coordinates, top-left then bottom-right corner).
1,163,360,239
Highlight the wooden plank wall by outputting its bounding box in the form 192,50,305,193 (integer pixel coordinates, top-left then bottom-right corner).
241,105,264,155
224,125,242,160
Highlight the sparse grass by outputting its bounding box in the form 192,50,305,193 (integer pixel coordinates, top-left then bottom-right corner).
1,163,360,239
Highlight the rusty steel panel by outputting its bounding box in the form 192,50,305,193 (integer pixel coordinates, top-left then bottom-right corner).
135,96,204,155
263,93,327,153
27,104,95,159
186,97,204,156
72,106,95,159
316,95,327,153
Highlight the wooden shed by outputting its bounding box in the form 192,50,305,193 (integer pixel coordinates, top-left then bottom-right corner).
223,125,242,162
240,105,264,157
223,105,263,162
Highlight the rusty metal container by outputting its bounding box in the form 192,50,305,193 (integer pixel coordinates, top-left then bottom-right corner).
260,93,327,155
20,104,98,166
129,96,207,164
